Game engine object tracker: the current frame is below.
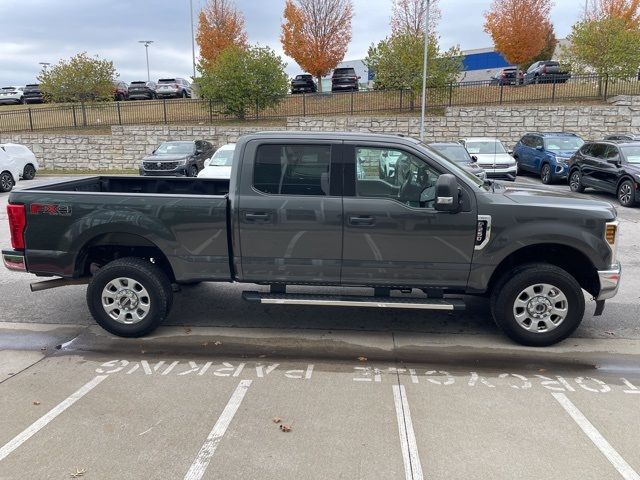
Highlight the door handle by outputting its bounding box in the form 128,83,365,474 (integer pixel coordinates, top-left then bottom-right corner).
244,212,271,221
349,215,375,226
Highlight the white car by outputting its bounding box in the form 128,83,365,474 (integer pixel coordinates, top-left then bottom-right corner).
198,143,236,179
0,148,21,192
0,143,39,180
0,86,25,105
459,137,518,181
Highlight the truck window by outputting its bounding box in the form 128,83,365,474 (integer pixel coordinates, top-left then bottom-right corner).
355,147,441,209
254,144,331,196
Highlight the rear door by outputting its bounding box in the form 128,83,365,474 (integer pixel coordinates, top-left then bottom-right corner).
341,143,478,288
581,143,608,191
595,145,622,193
237,139,343,284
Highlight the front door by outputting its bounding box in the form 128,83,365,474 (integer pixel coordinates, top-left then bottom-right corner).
341,144,478,288
237,140,343,284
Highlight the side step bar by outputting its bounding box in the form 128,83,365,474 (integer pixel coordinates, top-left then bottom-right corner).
242,291,465,311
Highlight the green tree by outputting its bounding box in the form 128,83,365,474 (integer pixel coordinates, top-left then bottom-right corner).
38,52,116,102
198,45,289,119
365,33,461,92
562,16,640,76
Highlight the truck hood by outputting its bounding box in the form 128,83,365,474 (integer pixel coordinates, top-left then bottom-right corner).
142,154,190,162
500,183,617,217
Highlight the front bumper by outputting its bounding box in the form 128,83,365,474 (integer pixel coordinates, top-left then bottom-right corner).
2,250,26,272
596,262,622,300
553,163,569,179
139,167,188,177
484,166,518,180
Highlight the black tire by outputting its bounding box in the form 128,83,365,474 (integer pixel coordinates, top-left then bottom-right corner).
187,165,198,177
22,164,36,180
86,257,173,337
490,263,585,346
0,171,14,192
569,169,584,193
540,163,552,184
617,179,636,207
181,90,187,98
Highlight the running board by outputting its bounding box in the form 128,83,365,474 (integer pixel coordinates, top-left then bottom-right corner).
242,292,465,311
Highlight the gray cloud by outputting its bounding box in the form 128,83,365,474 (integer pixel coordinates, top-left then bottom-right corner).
0,0,582,86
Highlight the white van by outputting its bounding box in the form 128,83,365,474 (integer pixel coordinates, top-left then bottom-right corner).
0,148,21,192
0,143,39,180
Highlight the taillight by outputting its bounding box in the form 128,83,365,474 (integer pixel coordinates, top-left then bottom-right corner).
7,204,26,250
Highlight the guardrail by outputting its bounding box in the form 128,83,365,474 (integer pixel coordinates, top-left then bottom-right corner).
0,74,638,133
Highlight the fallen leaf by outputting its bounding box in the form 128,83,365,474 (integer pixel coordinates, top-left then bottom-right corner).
33,401,41,406
214,341,222,346
184,327,192,334
272,417,281,424
279,424,292,432
357,356,367,362
70,468,86,478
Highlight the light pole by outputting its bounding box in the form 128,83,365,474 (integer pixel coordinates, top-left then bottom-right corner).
419,0,430,141
190,0,197,81
139,41,154,82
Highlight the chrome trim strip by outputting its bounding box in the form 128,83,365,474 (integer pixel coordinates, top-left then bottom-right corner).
596,262,622,301
259,298,454,310
3,253,26,272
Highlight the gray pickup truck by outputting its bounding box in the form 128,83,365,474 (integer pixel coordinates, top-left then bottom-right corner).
3,132,622,346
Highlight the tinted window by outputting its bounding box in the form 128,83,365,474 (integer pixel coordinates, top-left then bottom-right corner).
158,79,176,83
544,136,584,151
579,144,593,156
333,68,355,76
131,82,146,86
605,145,620,159
465,140,507,154
520,135,534,147
430,144,472,163
254,144,331,196
155,142,195,155
355,147,441,209
589,143,608,158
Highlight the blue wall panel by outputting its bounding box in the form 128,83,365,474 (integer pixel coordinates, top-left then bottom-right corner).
462,51,512,71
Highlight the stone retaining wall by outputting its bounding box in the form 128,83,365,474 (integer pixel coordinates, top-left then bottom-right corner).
1,99,638,170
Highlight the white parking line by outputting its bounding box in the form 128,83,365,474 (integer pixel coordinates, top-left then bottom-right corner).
183,380,252,480
0,375,108,462
393,384,424,480
552,393,640,480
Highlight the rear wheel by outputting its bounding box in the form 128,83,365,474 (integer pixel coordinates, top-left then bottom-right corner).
187,165,198,177
618,179,636,207
22,164,36,180
541,163,552,184
490,263,585,346
181,90,187,98
87,257,173,337
569,170,584,193
0,172,14,192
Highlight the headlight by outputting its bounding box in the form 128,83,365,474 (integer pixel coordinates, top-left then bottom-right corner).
178,159,187,165
555,156,571,164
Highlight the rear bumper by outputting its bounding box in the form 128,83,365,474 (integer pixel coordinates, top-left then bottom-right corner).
596,262,622,301
2,250,26,272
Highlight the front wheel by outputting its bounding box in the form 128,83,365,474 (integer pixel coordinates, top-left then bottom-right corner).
569,170,584,193
490,264,585,346
86,257,173,337
0,171,14,192
618,179,636,207
540,164,552,184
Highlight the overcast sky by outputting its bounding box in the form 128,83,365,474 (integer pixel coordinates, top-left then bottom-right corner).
0,0,585,86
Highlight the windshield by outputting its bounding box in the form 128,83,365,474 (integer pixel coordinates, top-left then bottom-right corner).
622,146,640,164
465,141,507,155
158,79,177,84
155,142,194,155
209,148,235,166
544,137,584,151
418,142,485,189
430,145,472,163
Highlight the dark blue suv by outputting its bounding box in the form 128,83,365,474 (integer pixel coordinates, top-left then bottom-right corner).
513,132,585,184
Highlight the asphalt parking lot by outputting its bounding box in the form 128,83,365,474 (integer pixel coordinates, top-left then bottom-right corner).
1,174,639,479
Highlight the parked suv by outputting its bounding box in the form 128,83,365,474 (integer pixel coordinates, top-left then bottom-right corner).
23,84,44,104
428,142,487,180
0,86,25,105
139,140,214,177
291,74,317,94
459,137,517,180
513,132,584,184
331,68,359,92
128,81,157,100
113,81,129,101
569,140,640,207
490,67,523,86
524,61,571,85
156,78,192,98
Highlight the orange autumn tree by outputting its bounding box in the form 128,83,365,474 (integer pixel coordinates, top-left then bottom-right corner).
592,0,640,26
391,0,441,36
484,0,553,69
281,0,354,92
197,0,248,68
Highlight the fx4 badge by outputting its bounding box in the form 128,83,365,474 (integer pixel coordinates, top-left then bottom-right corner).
30,204,72,216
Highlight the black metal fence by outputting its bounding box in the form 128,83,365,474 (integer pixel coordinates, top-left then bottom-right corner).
1,74,638,133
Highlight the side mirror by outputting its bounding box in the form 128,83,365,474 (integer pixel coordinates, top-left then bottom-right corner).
435,174,460,212
471,155,478,161
508,150,514,155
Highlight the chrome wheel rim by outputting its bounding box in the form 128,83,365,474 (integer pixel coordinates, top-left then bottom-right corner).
101,277,151,324
1,173,13,190
513,283,568,333
619,183,633,205
570,172,580,191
